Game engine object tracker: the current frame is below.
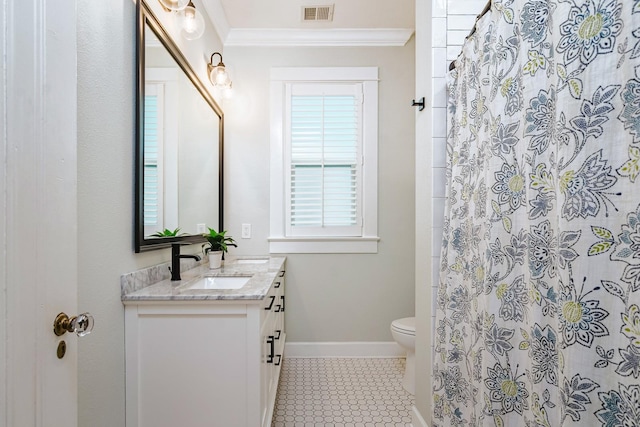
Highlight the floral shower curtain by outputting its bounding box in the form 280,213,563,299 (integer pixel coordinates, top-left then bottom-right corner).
434,0,640,426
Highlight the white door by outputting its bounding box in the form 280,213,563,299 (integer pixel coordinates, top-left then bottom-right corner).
1,1,79,426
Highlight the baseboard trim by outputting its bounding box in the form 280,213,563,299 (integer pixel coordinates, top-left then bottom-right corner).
285,341,404,358
412,405,429,427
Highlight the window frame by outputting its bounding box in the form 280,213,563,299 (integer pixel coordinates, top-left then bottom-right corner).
269,67,379,254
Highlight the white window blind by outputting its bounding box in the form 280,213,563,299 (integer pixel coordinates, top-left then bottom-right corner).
143,83,164,235
286,83,363,237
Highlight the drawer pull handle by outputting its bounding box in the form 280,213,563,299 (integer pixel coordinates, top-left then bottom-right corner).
278,270,285,277
274,354,282,366
267,335,275,363
274,281,281,288
265,295,275,310
274,304,282,312
280,295,285,312
274,330,281,340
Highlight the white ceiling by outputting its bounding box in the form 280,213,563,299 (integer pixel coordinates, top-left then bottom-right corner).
201,0,415,47
218,0,414,29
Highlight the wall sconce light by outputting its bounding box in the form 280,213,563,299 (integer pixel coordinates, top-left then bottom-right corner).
208,52,233,97
179,1,205,40
158,0,189,11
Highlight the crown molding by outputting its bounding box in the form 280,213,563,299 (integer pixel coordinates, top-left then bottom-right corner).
223,28,414,47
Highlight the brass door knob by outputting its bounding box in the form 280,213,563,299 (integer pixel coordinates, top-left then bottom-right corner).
53,312,94,337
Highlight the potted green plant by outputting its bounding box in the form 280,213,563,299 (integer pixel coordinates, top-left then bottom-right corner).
150,227,183,237
202,227,237,269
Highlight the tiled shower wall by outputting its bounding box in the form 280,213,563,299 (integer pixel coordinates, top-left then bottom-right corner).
430,0,487,343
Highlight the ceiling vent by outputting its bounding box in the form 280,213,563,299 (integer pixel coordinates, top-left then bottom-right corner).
302,5,334,22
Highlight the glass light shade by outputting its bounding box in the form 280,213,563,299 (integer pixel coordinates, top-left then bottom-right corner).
180,5,205,40
158,0,189,11
209,66,230,87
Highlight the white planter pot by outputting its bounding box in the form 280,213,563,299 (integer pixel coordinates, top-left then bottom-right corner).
208,251,223,269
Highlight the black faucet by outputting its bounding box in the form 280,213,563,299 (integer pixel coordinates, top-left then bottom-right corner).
170,243,202,281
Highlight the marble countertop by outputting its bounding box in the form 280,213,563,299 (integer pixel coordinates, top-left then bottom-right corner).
121,256,286,303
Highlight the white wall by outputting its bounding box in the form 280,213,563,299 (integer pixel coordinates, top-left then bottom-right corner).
76,1,222,426
223,42,416,342
413,0,433,421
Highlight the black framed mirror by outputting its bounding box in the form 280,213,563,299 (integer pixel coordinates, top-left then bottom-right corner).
135,0,223,252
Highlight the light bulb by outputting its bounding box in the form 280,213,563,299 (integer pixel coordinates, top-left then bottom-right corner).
184,10,196,31
209,66,229,87
215,70,228,85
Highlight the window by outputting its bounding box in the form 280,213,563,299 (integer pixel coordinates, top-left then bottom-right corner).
143,68,179,236
287,83,362,236
270,67,379,253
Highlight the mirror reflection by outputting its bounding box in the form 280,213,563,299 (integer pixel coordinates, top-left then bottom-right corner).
135,4,223,252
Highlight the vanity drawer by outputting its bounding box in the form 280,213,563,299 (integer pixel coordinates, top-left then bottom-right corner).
260,269,285,325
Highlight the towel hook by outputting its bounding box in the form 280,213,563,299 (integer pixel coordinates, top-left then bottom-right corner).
411,97,425,111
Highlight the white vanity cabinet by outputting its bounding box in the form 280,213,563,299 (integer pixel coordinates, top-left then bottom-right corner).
123,262,286,427
261,269,285,423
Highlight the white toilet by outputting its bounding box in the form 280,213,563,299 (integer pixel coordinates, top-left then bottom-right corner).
391,317,416,394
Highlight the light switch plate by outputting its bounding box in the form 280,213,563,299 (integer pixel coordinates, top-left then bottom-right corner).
241,223,251,239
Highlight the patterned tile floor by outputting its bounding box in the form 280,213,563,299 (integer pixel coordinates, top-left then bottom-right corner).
272,358,414,427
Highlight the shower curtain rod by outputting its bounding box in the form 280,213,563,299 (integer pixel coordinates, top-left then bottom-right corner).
448,0,492,71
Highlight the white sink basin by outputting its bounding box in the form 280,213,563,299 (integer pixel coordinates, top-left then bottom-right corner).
185,276,251,290
235,259,268,264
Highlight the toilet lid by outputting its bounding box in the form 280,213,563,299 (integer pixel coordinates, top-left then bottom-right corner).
391,317,415,334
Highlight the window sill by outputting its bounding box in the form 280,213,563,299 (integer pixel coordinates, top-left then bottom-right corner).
268,236,380,254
